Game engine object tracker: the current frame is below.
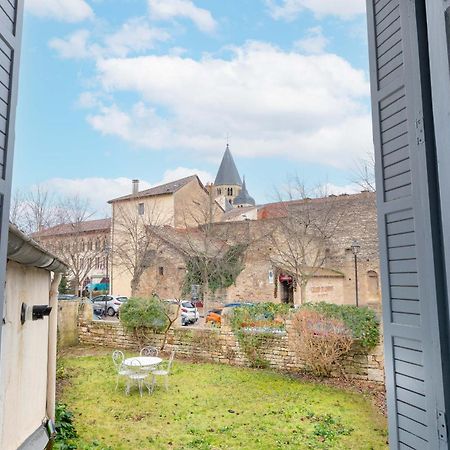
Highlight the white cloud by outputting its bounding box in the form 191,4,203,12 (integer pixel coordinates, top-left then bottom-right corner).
158,167,214,186
49,19,169,60
324,183,361,196
148,0,217,33
39,169,214,215
49,29,92,59
87,41,371,168
26,0,94,22
294,27,328,54
104,18,170,58
266,0,366,21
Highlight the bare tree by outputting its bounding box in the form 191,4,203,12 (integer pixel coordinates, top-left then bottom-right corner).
269,179,346,304
352,152,376,193
112,200,170,297
38,196,104,294
10,186,57,234
178,193,250,315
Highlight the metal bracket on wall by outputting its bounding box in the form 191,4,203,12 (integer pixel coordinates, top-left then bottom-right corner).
415,111,425,146
438,410,448,442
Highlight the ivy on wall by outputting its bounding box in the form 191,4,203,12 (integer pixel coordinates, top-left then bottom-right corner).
182,244,247,295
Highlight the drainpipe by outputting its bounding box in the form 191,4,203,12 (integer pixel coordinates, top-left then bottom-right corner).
46,272,62,422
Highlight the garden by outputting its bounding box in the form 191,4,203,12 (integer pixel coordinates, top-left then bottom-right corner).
56,349,388,450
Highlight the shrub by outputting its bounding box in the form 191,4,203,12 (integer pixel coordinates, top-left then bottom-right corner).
230,303,290,368
54,403,78,450
291,309,354,377
120,297,169,334
300,302,380,350
119,297,171,348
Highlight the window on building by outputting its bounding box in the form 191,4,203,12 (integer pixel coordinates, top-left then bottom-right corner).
367,271,379,298
88,240,93,251
96,257,100,269
138,202,145,216
227,187,233,196
95,239,100,251
159,266,164,276
217,188,222,195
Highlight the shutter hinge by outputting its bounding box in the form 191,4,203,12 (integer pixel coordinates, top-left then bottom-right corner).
438,410,448,442
416,111,424,145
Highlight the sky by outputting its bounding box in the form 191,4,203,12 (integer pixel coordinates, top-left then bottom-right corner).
13,0,372,216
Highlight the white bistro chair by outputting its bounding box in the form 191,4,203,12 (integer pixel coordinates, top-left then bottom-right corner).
125,359,150,397
140,346,159,357
112,350,131,392
151,350,175,392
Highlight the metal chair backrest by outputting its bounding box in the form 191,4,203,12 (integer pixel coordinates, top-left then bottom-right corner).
128,358,144,376
112,350,124,369
167,350,176,373
140,346,159,357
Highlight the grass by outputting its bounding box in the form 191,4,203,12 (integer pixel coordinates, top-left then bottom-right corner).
58,349,388,450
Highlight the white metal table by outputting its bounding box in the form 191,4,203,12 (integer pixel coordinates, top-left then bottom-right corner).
122,356,162,395
123,356,162,368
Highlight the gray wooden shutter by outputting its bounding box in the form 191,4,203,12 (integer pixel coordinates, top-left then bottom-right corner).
367,0,449,448
0,1,24,327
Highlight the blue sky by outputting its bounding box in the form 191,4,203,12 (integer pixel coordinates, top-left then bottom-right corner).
14,0,371,215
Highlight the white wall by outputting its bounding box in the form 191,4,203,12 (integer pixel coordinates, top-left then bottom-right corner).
0,261,51,450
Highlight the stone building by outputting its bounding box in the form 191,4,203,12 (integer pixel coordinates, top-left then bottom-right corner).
213,144,256,210
109,176,224,297
33,218,111,294
135,191,380,308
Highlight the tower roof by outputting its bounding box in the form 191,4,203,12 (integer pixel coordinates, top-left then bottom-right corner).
214,145,242,186
233,176,255,206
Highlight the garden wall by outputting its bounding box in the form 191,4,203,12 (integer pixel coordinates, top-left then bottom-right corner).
78,318,384,384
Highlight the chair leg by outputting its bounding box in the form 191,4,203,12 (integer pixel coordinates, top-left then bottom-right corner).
151,375,156,393
115,375,119,392
138,380,143,398
164,375,168,391
125,379,130,396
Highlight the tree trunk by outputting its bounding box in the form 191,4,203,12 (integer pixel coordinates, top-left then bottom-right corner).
300,281,307,305
131,277,139,297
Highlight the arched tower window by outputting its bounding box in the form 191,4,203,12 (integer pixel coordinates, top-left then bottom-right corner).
227,187,233,196
367,270,379,297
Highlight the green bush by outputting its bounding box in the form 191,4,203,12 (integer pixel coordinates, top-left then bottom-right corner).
230,303,291,368
54,403,113,450
119,297,169,334
230,302,291,330
300,302,380,350
54,403,78,450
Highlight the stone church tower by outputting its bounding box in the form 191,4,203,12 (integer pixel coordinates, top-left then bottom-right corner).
214,144,255,209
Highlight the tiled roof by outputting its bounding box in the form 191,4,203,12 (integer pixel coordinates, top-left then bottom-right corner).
258,191,376,220
214,145,242,186
233,177,255,206
33,218,111,238
108,175,200,203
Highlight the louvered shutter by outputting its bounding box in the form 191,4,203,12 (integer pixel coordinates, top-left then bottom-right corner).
0,1,23,324
367,0,449,448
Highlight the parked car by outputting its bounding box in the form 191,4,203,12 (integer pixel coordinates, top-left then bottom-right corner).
205,309,222,326
92,295,128,316
163,300,199,326
58,294,80,301
205,303,254,327
180,300,199,326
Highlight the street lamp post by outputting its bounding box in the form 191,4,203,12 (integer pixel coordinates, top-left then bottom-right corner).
103,245,111,317
351,240,361,307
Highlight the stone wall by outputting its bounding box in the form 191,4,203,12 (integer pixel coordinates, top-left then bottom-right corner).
78,318,384,384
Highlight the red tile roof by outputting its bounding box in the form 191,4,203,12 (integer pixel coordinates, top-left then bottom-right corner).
33,218,111,238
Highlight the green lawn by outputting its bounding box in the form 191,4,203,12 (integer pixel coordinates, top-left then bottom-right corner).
58,349,388,450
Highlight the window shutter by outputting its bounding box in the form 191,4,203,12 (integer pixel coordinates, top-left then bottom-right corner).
0,1,24,318
367,0,449,448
